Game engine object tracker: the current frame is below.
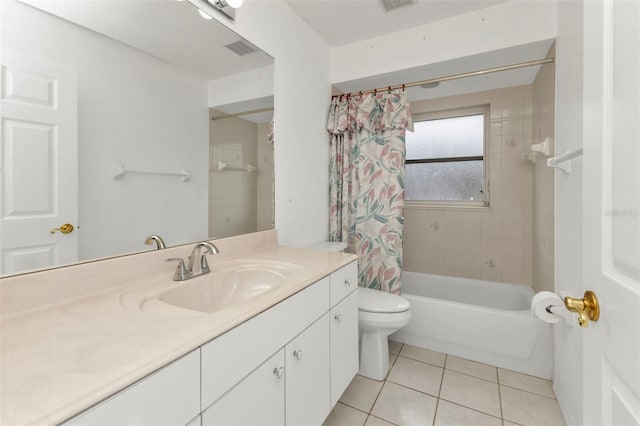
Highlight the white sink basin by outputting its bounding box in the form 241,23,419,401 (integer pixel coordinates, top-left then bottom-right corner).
120,259,304,316
159,265,290,314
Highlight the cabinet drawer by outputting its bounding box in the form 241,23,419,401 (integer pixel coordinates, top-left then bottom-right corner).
202,349,285,426
330,261,357,306
330,291,359,406
65,350,200,426
201,277,330,409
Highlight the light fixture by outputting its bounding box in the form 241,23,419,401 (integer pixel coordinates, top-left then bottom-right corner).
191,0,243,21
210,0,244,9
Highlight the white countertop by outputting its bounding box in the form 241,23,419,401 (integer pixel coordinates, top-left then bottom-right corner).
0,241,356,426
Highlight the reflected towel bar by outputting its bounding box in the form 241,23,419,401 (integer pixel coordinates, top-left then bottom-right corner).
111,164,192,182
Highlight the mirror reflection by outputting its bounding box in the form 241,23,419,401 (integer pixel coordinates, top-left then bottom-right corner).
0,0,275,276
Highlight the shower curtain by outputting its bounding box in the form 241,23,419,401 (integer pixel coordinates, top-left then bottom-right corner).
327,90,413,294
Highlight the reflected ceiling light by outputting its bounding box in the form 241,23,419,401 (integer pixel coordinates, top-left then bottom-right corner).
197,8,214,19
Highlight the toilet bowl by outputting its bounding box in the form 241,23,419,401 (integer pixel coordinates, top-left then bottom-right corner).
358,287,411,381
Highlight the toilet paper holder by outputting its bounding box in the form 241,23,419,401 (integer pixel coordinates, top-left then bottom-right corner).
563,291,600,328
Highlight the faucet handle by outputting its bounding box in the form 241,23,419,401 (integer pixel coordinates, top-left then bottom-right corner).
166,258,192,281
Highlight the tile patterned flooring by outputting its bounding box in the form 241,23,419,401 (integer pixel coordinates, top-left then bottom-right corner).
324,341,566,426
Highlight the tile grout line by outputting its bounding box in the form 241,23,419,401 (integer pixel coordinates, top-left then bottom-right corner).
431,354,448,426
497,367,506,425
437,397,505,422
365,344,403,425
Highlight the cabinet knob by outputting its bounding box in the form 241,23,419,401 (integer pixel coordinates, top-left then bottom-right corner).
273,366,284,379
344,278,352,287
334,314,343,322
293,349,304,360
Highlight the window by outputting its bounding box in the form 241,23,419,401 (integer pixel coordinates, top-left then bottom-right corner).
405,105,489,206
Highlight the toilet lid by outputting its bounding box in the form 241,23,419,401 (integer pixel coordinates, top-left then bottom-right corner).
358,287,410,313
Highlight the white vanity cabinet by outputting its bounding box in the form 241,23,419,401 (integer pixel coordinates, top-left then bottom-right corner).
64,261,358,426
65,350,200,426
202,260,358,425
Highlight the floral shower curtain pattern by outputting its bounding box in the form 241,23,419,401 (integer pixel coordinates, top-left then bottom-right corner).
327,90,413,294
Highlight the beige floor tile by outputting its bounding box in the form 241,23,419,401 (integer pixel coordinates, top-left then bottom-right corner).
501,385,566,426
364,415,396,426
388,340,403,355
445,356,498,383
503,422,524,426
323,402,368,426
440,370,501,417
399,344,446,367
387,356,443,397
434,400,502,426
498,368,556,398
371,382,438,426
339,375,384,413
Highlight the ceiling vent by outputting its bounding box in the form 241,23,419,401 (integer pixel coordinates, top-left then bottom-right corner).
380,0,414,12
224,40,257,56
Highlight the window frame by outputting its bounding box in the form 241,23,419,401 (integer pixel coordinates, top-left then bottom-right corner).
405,104,491,209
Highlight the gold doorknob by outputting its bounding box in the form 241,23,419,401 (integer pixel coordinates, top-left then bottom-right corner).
564,291,600,328
50,224,74,235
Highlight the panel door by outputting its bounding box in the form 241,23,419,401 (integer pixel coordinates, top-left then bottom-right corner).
330,290,359,407
202,349,285,426
582,0,640,424
0,48,78,274
285,314,330,426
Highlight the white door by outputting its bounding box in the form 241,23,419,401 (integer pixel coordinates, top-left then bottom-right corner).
0,48,78,275
582,1,640,424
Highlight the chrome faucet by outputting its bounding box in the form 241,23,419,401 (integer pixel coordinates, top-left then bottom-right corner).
187,241,219,274
167,241,219,281
144,235,166,250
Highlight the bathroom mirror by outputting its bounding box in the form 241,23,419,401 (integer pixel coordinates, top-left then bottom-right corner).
0,0,275,276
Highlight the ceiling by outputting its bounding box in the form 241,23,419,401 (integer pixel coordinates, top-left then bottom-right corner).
19,0,274,80
284,0,509,47
283,0,554,101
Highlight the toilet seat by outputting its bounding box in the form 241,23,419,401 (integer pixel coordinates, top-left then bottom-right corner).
358,287,410,313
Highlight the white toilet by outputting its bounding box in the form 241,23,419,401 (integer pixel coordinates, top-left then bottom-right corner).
311,241,411,381
358,287,411,381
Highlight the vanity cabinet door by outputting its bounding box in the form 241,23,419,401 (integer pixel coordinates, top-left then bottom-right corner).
65,350,200,426
202,349,285,426
330,290,359,406
285,314,331,426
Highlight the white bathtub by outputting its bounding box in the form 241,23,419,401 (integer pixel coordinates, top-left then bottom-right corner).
391,271,553,379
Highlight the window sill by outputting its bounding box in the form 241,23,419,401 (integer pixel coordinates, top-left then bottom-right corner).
405,201,490,212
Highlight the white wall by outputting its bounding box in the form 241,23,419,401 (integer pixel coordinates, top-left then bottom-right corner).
1,1,209,261
199,0,331,247
330,1,557,84
553,2,585,425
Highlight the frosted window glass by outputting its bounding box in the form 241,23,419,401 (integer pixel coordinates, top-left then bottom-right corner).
405,161,484,201
405,113,486,202
406,114,483,160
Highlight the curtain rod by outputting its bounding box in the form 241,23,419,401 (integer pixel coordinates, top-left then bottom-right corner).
211,106,274,121
331,57,555,99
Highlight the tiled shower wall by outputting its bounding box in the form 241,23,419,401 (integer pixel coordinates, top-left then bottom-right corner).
404,86,535,286
209,112,258,238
